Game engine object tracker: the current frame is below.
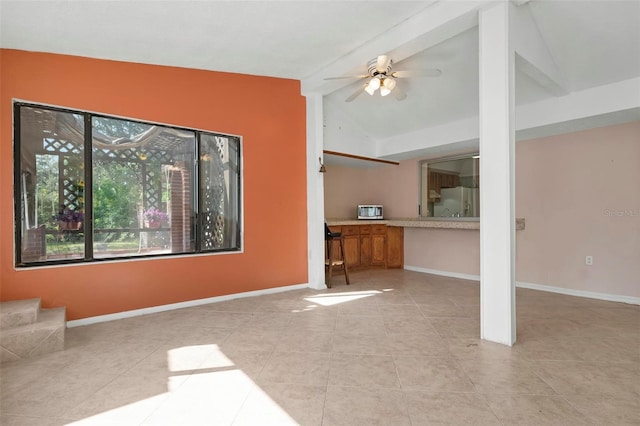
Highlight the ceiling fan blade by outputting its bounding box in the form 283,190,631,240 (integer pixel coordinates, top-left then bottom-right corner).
345,86,365,102
376,55,391,73
392,86,407,101
324,75,368,80
392,68,442,78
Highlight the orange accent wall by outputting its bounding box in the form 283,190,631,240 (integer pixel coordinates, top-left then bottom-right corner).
0,49,308,320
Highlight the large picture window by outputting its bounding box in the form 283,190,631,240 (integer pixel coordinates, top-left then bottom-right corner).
14,103,241,266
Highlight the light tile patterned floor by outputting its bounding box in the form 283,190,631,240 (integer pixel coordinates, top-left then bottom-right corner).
1,269,638,425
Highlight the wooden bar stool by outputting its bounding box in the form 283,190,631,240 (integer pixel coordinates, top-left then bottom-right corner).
325,223,350,288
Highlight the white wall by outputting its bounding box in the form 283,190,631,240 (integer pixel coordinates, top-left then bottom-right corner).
323,98,376,158
405,228,480,276
323,159,418,219
515,121,640,298
325,121,640,299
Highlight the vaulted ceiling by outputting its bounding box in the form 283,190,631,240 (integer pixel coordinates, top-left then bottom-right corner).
2,0,639,165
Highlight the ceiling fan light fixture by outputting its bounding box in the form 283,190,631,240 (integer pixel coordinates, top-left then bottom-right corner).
364,75,381,95
367,76,381,91
337,54,438,102
383,76,396,91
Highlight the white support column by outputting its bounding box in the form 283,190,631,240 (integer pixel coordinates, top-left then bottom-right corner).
306,94,327,290
479,2,517,345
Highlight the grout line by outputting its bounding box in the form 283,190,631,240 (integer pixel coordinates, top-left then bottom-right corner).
3,270,637,424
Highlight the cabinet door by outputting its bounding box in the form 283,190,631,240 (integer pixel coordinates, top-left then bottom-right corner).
371,234,386,266
341,225,360,237
386,226,404,268
343,235,360,268
360,235,371,266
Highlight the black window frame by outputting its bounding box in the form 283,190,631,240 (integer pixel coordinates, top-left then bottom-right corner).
14,102,242,267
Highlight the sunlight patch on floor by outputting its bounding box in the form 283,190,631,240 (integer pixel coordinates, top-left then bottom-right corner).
67,394,170,425
67,344,296,425
168,344,234,372
304,290,382,306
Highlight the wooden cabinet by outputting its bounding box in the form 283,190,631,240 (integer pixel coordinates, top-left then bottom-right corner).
327,223,403,270
360,236,372,265
386,226,404,269
341,226,360,268
327,225,343,262
428,170,460,202
357,224,386,268
369,224,387,267
359,225,372,266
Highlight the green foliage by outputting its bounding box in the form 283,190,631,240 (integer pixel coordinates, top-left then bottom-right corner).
35,154,59,228
33,117,165,244
93,161,143,229
92,116,151,138
34,154,145,239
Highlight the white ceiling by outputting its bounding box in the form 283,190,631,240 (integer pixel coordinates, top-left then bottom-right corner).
322,0,640,145
2,0,639,165
0,1,432,80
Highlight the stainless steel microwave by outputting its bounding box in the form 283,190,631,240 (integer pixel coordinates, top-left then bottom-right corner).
358,205,383,220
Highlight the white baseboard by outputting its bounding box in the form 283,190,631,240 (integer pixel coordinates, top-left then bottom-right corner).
404,265,639,305
516,281,640,305
67,283,310,328
67,268,640,328
404,265,480,282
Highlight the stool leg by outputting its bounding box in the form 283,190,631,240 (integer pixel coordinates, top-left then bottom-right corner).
340,238,350,285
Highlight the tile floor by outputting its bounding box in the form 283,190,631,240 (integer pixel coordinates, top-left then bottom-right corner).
1,269,638,425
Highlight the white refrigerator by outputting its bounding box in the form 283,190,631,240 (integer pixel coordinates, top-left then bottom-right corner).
433,187,478,217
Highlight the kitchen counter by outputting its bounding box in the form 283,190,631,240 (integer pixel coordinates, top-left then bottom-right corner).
327,218,525,230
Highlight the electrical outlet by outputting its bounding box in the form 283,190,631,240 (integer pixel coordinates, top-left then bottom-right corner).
586,256,593,266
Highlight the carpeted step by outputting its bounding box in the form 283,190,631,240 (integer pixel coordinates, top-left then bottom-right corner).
0,298,41,329
0,306,66,363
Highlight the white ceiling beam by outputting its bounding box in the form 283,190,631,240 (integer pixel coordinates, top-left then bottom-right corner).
301,0,494,96
515,76,640,131
510,1,569,96
377,116,480,160
376,77,640,160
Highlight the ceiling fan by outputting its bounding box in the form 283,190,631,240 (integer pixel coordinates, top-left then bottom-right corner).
325,55,441,102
